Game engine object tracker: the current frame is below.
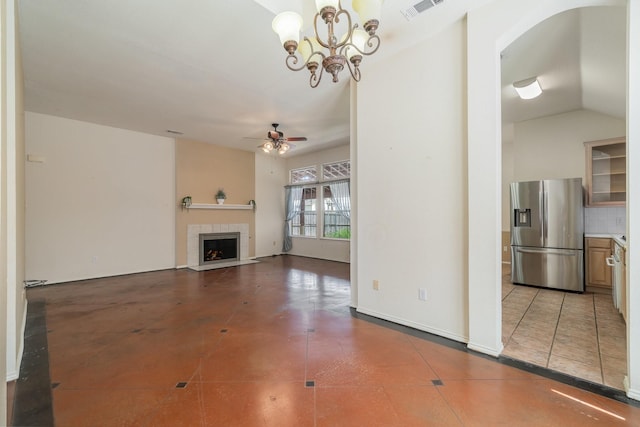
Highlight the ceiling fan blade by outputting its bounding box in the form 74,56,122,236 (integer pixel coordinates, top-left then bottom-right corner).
286,137,307,142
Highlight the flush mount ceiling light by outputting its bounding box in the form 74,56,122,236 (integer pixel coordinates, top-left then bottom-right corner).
513,77,542,100
272,0,383,88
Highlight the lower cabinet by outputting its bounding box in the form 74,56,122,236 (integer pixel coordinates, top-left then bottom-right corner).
586,238,612,289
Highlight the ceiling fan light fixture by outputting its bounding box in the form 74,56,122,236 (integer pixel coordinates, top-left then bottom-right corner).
513,77,542,100
262,141,274,153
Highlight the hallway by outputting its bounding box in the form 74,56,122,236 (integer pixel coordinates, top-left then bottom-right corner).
12,256,640,426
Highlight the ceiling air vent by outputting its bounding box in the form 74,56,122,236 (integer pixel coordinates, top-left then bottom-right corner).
402,0,444,21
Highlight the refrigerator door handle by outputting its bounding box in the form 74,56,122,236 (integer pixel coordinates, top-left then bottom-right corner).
515,247,577,256
542,188,548,243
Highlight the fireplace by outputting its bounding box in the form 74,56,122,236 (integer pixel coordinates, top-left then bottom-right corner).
199,232,240,266
186,223,251,270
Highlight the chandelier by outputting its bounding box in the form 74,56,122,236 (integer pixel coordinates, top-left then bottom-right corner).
272,0,383,88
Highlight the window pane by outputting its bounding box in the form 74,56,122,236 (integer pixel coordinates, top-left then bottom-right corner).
323,185,350,239
291,187,317,237
291,166,317,184
322,161,350,181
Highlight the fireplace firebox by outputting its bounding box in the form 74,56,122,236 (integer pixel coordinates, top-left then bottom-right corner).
199,232,240,266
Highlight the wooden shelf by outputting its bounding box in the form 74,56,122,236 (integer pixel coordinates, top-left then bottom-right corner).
584,137,626,206
187,203,253,210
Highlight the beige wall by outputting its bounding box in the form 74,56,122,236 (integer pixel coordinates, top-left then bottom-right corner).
175,139,255,266
501,231,510,263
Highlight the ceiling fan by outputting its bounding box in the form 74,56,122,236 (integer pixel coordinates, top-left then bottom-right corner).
253,123,307,154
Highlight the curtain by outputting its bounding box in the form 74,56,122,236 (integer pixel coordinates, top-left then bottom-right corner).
283,186,303,252
329,181,350,219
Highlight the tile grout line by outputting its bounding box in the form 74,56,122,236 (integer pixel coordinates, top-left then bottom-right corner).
593,293,606,386
547,292,565,369
504,288,539,348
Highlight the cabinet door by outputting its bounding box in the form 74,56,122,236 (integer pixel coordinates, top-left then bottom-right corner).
585,137,626,206
586,238,612,288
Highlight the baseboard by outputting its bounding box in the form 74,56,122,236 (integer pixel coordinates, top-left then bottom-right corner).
6,299,28,381
355,306,467,344
467,340,504,358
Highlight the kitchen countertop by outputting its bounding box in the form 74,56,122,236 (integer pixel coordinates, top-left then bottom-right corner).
585,233,627,248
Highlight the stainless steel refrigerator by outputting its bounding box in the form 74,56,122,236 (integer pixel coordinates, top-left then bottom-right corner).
510,178,584,292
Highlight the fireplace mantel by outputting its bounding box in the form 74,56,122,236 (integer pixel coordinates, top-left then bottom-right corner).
187,203,253,210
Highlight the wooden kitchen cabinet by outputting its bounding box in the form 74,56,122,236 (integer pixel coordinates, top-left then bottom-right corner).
585,137,626,206
586,238,612,289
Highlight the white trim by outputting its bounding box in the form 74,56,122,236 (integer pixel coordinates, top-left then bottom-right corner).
356,307,468,344
467,341,504,358
6,299,27,381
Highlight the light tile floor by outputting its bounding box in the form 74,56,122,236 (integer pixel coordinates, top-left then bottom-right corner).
502,264,628,390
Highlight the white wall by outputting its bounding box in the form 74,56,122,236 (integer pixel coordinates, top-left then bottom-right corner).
501,139,514,231
25,113,175,284
356,20,468,342
626,0,640,401
513,110,625,181
284,145,351,263
254,152,287,257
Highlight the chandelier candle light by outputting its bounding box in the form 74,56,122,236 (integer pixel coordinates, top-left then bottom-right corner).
272,0,383,88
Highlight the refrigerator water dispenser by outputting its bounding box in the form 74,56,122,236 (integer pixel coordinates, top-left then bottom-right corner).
514,209,531,227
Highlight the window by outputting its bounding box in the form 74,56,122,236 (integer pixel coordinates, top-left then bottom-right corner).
288,161,351,240
323,185,350,239
291,187,317,237
323,160,350,181
290,166,317,184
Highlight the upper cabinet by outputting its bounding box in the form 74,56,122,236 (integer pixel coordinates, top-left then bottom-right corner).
585,136,626,206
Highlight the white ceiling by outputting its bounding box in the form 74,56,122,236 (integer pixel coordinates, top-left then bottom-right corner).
18,1,626,156
501,6,626,130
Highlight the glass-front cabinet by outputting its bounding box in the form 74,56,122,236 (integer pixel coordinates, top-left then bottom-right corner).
584,136,626,206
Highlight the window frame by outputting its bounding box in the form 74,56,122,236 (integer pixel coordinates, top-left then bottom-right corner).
288,160,351,241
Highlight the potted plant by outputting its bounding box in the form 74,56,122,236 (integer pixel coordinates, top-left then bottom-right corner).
215,188,227,204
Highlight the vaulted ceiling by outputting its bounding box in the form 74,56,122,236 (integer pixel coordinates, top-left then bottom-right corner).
18,1,626,156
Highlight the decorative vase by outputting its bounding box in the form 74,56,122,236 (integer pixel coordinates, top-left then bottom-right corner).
217,198,225,205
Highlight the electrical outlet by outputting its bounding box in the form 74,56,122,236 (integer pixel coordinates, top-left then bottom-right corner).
418,288,427,301
373,280,379,290
503,246,508,252
616,217,623,226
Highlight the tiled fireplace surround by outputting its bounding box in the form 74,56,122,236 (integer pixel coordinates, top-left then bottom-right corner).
187,223,250,269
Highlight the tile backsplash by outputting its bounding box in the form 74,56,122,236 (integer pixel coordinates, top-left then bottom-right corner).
585,206,626,234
